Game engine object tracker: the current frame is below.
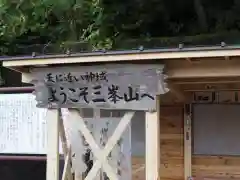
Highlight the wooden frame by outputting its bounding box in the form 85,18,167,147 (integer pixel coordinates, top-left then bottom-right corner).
43,105,161,180
3,46,240,180
68,109,134,180
14,63,163,180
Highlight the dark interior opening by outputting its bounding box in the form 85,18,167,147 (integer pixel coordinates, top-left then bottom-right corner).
0,158,64,180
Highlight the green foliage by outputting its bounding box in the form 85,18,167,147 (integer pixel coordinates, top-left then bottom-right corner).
1,0,240,55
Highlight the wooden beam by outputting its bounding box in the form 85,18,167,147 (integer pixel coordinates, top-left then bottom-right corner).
145,96,161,180
22,72,33,83
2,47,240,68
224,56,230,60
14,57,240,81
168,84,189,102
182,83,240,92
167,59,240,79
184,104,192,180
185,88,240,92
46,109,60,180
185,58,192,64
171,80,240,84
4,66,29,73
0,86,33,93
168,77,240,85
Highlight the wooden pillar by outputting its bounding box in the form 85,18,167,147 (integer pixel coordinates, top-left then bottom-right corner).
58,109,73,180
184,104,192,180
46,109,60,180
145,95,161,180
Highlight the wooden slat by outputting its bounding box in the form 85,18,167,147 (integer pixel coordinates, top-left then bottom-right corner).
184,104,192,180
0,155,47,161
193,155,240,179
0,86,33,93
46,109,60,180
61,147,72,180
145,96,161,180
193,155,240,166
58,109,73,180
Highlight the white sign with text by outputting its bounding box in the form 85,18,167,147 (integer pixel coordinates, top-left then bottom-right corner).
0,93,48,154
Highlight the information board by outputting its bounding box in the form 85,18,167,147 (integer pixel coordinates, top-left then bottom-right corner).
0,93,49,154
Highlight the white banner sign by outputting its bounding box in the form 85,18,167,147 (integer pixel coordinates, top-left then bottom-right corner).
31,64,168,110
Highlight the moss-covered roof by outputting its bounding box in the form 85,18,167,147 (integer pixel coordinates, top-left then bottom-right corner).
1,30,240,59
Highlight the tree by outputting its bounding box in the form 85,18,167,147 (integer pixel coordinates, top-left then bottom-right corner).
1,0,240,55
194,0,208,32
0,0,110,54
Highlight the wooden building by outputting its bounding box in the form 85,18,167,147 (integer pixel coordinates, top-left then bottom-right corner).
1,45,240,180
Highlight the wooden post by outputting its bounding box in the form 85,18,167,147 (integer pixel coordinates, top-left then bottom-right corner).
93,109,102,180
62,147,72,180
46,109,60,180
58,109,73,180
184,104,192,180
145,95,161,180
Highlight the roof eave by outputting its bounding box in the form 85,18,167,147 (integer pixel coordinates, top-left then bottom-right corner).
2,45,240,68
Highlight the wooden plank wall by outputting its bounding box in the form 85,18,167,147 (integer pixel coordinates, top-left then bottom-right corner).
193,155,240,179
132,106,184,180
132,105,240,180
